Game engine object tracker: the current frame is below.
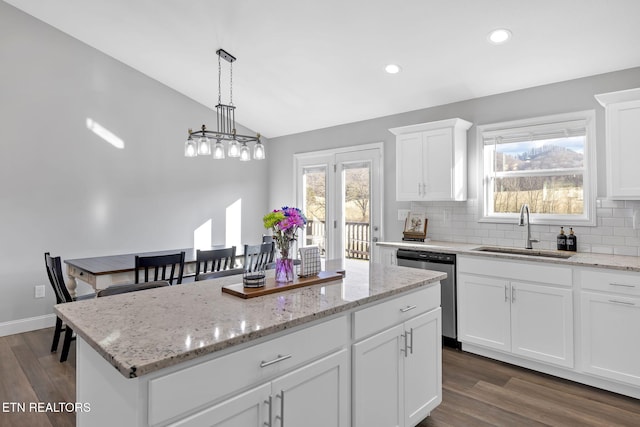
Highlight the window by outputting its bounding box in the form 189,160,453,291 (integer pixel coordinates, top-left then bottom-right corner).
479,111,596,225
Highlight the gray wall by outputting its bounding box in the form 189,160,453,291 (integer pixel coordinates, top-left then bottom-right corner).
0,2,269,324
268,67,640,243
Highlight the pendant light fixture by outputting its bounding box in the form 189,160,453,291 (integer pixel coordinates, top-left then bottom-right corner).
184,49,264,161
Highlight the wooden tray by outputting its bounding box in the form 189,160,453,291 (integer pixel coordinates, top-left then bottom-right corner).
222,270,345,299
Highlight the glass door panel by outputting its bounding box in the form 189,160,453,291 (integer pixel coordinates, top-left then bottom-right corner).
302,165,327,259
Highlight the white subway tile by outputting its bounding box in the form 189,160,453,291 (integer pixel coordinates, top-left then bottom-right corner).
614,246,639,256
591,245,614,255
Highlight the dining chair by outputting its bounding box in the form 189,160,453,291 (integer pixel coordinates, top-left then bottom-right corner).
135,251,186,285
44,252,94,362
195,246,242,281
262,235,276,263
243,243,274,272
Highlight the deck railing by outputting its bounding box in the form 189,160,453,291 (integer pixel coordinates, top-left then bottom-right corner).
306,220,370,260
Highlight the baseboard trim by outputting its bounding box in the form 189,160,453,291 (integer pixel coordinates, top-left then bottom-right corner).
0,314,56,337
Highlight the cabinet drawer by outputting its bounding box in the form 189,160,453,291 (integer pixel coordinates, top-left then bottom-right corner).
353,285,440,341
578,268,640,296
148,316,347,425
458,256,572,287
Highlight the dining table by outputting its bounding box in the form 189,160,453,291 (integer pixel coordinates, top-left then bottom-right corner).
64,247,230,297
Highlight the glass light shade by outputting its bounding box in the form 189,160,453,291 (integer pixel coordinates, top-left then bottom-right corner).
228,140,240,157
184,138,197,157
253,141,265,160
239,143,251,161
213,140,225,159
197,136,211,155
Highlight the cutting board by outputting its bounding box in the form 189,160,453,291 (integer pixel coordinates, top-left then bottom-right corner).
222,270,345,299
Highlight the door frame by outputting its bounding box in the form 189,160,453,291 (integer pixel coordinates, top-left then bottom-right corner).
293,142,384,263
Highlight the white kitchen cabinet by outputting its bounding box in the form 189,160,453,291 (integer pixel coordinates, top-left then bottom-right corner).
403,309,442,427
271,349,349,427
578,268,640,386
457,273,511,351
390,118,472,201
169,383,271,427
595,88,640,199
377,245,398,266
458,256,574,368
353,308,442,427
171,349,348,427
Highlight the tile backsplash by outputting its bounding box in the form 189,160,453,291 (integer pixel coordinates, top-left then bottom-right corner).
410,199,640,256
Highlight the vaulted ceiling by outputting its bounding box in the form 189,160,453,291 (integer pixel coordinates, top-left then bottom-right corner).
6,0,640,138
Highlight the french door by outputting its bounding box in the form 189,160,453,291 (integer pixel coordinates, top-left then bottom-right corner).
295,144,382,264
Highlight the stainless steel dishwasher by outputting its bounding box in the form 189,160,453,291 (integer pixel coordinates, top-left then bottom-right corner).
396,249,458,347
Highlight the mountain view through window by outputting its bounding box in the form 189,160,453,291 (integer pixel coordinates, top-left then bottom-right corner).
490,136,585,215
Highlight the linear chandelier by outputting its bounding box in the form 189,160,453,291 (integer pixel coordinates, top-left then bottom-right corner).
184,48,264,161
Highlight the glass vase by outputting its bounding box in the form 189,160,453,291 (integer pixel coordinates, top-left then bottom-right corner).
275,258,294,283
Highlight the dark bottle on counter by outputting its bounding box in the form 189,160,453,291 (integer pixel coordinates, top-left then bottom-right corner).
566,227,577,251
557,227,567,250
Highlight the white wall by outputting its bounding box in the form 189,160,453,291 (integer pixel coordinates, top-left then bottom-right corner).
268,67,640,251
0,2,269,326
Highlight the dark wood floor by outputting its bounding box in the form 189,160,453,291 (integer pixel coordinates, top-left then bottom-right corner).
1,328,639,427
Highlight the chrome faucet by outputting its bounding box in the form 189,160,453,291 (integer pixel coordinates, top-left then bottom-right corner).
518,204,539,249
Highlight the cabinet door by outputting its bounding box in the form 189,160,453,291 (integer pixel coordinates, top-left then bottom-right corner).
168,383,271,427
271,349,349,427
404,308,442,427
457,274,511,351
377,246,397,266
607,99,640,198
396,133,424,200
353,324,404,427
581,292,640,386
510,282,574,368
422,128,454,200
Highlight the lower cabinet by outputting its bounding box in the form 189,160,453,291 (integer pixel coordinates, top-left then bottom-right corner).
457,256,574,368
353,308,442,427
579,268,640,387
377,246,398,266
171,349,349,427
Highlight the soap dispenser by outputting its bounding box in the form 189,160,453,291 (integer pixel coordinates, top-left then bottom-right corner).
557,227,567,251
566,227,577,252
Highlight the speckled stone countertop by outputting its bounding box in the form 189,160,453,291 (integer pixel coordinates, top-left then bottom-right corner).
54,263,445,378
378,240,640,272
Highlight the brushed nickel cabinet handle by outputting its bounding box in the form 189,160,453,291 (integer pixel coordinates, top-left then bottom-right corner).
260,354,292,368
400,305,417,313
401,332,408,357
276,390,285,426
264,396,272,427
610,282,636,288
609,299,635,306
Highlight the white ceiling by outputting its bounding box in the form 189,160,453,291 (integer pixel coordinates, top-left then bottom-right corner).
6,0,640,138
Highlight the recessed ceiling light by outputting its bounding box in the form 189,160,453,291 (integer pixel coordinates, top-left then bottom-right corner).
385,64,401,74
487,28,512,45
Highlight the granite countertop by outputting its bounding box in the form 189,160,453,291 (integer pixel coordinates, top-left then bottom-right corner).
54,263,445,378
377,240,640,272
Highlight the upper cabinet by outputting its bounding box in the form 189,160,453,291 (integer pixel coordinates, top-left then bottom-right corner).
595,88,640,200
390,118,472,201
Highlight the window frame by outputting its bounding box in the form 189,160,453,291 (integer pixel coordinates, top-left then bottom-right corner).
477,110,597,226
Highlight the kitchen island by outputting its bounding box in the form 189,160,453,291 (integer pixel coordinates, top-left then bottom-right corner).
55,263,445,427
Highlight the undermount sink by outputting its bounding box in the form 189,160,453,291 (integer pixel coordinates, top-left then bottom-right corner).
472,246,574,259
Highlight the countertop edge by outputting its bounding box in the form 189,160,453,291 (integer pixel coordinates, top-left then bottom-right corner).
378,241,640,272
